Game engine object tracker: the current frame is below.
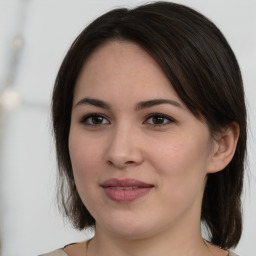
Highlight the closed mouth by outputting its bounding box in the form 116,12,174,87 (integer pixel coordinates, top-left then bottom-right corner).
101,178,154,188
101,178,154,202
111,186,140,190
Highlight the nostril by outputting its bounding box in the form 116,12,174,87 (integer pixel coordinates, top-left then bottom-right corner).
106,160,135,168
107,160,113,166
126,161,135,165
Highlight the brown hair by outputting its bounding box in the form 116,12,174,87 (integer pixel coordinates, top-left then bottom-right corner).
52,1,247,249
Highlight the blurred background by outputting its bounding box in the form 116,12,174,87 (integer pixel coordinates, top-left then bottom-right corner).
0,0,255,255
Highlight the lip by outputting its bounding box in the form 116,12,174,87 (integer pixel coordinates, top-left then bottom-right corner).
101,178,154,202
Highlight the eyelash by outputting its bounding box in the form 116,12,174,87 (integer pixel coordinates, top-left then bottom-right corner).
80,113,175,127
80,113,110,127
144,113,175,127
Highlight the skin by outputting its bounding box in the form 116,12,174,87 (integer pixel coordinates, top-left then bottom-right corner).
67,41,238,256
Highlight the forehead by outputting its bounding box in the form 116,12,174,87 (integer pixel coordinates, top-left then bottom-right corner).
78,40,164,82
74,40,181,102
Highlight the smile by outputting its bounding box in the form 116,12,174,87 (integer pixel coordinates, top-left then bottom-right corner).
101,179,154,202
112,186,138,190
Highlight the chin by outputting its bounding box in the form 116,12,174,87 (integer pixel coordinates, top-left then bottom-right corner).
96,215,160,240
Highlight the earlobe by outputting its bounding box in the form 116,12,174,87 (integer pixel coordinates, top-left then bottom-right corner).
207,122,240,174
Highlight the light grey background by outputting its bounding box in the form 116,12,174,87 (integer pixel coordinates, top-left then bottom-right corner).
0,0,255,255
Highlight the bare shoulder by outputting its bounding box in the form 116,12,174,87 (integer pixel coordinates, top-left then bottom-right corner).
63,241,87,256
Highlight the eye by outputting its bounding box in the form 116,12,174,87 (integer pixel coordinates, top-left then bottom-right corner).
81,113,110,126
145,114,174,126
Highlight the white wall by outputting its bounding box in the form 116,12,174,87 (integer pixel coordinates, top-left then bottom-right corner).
0,0,255,255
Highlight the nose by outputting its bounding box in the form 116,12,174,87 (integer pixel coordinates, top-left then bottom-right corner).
105,125,144,169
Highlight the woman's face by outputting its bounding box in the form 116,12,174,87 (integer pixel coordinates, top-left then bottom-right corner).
69,41,216,239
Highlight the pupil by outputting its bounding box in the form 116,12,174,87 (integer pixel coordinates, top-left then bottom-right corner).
92,116,103,124
153,116,164,124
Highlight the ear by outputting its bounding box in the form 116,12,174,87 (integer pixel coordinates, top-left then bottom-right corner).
207,122,240,174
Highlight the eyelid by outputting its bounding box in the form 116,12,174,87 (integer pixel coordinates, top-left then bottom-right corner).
80,113,111,126
79,112,175,127
144,113,175,126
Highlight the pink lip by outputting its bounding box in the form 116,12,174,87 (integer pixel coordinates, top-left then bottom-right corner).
101,178,154,202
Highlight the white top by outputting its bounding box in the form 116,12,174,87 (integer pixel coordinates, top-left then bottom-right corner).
39,248,239,256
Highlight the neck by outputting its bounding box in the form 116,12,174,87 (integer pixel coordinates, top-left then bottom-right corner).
88,221,211,256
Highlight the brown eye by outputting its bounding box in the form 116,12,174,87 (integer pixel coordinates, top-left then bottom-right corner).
91,116,104,124
145,114,174,126
152,116,165,125
81,114,110,126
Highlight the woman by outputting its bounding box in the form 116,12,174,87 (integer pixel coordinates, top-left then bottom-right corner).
42,1,246,255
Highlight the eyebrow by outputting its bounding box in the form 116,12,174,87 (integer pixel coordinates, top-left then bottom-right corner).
74,97,183,110
135,99,183,110
75,98,111,109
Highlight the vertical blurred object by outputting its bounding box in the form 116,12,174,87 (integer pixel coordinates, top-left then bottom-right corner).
0,1,29,255
0,87,20,112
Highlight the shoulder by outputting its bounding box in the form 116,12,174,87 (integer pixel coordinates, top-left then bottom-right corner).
228,250,239,256
39,241,87,256
39,248,68,256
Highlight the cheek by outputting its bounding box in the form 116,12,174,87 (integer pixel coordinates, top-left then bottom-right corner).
69,133,103,183
150,135,209,200
68,133,105,210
